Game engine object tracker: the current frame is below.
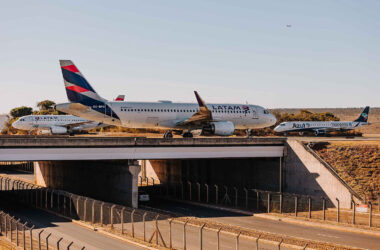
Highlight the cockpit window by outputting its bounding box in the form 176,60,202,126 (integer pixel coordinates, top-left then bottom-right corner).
280,123,286,127
20,119,25,121
263,110,269,114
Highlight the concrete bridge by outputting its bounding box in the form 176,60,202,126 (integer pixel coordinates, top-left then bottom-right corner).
0,136,285,161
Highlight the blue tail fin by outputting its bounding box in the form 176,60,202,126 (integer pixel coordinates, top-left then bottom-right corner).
354,106,370,122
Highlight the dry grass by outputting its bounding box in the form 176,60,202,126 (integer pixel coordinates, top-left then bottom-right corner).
312,142,380,204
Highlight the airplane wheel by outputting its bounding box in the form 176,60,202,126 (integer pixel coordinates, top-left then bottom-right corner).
299,132,304,136
245,129,251,138
183,132,193,138
314,131,319,136
163,131,173,139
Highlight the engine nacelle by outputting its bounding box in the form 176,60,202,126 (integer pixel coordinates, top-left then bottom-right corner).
203,121,235,136
50,126,67,134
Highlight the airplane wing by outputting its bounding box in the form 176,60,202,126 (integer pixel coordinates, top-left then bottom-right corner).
64,121,97,129
176,91,213,127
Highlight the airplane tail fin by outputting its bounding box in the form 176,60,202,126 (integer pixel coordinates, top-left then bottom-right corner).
59,60,106,105
354,106,370,122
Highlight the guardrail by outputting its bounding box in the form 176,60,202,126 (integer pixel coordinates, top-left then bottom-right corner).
0,176,352,250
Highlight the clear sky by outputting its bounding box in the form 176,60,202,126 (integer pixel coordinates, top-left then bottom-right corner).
1,0,379,114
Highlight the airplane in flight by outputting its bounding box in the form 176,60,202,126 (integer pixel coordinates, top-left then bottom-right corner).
12,115,106,135
274,106,370,136
55,60,277,138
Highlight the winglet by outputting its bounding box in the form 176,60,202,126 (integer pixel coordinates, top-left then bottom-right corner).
194,91,207,108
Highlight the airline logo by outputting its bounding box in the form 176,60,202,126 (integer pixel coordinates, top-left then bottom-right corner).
362,113,368,121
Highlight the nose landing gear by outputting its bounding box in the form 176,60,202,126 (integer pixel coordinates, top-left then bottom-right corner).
163,130,173,138
182,131,193,138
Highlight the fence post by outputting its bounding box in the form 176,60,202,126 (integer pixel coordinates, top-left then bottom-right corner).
38,230,44,250
131,209,135,237
279,193,283,213
63,194,67,215
369,202,372,227
121,208,125,234
197,182,201,202
217,227,221,250
151,177,155,186
295,196,298,217
57,237,63,250
199,223,205,250
69,195,73,218
76,197,80,220
84,198,88,222
278,239,283,250
336,198,340,222
16,219,20,246
50,190,54,209
234,187,238,208
267,192,271,213
352,200,356,225
205,184,209,203
45,233,52,250
30,225,35,250
215,185,219,204
45,189,48,209
67,242,74,250
255,190,260,211
187,181,192,200
100,202,104,227
110,205,116,229
319,197,325,221
169,219,173,248
91,200,95,225
308,196,312,219
183,220,188,250
256,234,261,250
22,222,27,250
235,232,241,250
143,212,147,241
155,215,159,245
244,188,248,209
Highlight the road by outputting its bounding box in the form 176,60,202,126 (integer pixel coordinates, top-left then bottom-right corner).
146,199,380,249
0,204,146,250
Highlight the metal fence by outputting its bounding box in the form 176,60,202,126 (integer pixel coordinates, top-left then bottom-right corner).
0,176,350,250
145,181,380,229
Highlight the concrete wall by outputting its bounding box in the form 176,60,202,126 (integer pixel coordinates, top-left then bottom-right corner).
35,160,140,208
147,158,281,191
285,140,355,208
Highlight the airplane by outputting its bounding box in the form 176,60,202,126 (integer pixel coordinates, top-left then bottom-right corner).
12,115,106,135
55,60,277,138
274,106,370,136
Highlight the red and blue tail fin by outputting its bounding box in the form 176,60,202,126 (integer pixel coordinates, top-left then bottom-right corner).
60,60,105,105
59,60,120,120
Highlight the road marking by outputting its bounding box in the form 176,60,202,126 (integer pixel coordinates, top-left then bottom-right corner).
317,233,340,239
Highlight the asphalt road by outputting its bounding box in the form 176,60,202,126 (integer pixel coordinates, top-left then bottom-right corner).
0,205,145,250
146,199,380,249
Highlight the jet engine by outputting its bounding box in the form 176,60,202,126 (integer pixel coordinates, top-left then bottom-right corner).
50,126,67,134
202,121,235,136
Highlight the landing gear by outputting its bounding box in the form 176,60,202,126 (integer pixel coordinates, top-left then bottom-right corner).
163,130,173,139
182,131,193,138
299,132,304,136
245,129,251,138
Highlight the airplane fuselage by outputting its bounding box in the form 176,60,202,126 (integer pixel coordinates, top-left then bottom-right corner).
57,101,276,130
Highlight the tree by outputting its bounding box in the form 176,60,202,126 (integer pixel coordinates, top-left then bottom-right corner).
37,100,56,110
9,106,33,118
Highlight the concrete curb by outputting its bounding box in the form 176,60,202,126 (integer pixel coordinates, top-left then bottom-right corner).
254,213,380,237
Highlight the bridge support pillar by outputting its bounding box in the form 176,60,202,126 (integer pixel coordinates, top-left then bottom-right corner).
34,160,141,208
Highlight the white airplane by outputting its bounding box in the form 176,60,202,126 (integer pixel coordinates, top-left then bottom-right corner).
55,60,277,138
12,115,106,135
274,106,370,136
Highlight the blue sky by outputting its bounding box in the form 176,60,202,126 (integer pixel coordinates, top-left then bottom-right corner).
1,0,379,113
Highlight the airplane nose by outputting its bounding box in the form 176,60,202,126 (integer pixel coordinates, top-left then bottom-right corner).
12,121,20,129
269,114,277,126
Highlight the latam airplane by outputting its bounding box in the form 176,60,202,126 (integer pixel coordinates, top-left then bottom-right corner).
274,106,370,136
55,60,277,138
12,115,105,135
